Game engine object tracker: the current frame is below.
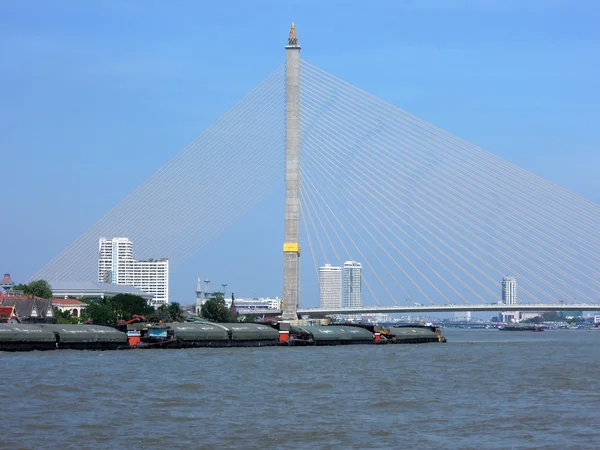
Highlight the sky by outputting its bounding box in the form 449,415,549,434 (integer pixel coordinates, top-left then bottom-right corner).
1,0,599,308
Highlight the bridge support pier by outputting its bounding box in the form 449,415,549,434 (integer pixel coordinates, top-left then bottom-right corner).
282,23,301,321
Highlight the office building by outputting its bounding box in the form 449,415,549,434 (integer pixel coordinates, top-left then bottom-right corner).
319,264,342,309
343,261,362,308
98,237,169,307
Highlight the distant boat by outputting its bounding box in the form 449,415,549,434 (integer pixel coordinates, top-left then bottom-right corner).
499,324,544,332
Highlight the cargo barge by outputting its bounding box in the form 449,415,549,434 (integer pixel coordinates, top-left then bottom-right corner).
0,324,127,351
499,324,544,332
0,322,446,352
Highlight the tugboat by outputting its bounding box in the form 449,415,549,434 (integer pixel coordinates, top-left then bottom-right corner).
133,324,178,348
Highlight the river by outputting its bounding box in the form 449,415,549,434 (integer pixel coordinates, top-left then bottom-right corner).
1,329,599,449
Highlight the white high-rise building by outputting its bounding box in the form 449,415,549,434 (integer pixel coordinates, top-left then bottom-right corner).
98,237,169,307
453,311,472,322
343,261,362,309
502,276,517,305
319,264,342,309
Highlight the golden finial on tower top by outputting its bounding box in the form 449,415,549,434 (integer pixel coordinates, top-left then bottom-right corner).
288,22,298,46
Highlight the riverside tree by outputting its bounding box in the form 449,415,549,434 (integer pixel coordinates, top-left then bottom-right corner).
111,293,154,318
151,302,186,322
85,297,118,324
85,294,153,324
200,292,234,323
14,280,53,299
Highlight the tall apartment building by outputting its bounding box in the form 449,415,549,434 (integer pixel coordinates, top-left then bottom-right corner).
502,276,517,305
319,264,342,309
343,261,362,309
98,237,169,307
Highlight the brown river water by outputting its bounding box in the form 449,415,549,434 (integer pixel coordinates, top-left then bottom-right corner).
1,329,599,449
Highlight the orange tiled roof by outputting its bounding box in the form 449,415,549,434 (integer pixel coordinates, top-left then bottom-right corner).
52,298,87,306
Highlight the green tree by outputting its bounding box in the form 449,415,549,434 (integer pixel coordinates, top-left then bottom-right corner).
111,294,153,319
150,304,170,322
53,308,80,324
167,302,185,322
200,292,234,323
523,315,543,324
14,280,53,299
85,298,118,324
541,311,562,322
148,302,185,323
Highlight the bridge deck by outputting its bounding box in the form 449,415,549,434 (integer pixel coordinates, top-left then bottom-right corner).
248,304,599,317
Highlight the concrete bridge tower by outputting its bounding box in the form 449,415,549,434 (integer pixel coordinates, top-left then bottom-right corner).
282,23,301,320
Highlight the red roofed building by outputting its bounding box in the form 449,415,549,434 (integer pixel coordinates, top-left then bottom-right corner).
0,305,17,322
52,298,88,318
0,292,55,324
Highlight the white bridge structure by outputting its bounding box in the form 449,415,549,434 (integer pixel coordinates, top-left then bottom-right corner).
239,303,600,317
301,303,600,316
31,25,600,316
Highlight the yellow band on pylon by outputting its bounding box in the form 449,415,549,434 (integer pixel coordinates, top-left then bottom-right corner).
283,242,300,255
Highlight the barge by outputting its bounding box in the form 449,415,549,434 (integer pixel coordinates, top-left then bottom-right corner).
0,323,127,351
132,322,280,348
0,322,446,351
499,324,544,332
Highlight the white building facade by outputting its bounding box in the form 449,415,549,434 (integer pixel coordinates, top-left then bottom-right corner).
319,264,342,309
98,237,169,307
224,297,281,312
343,261,362,309
502,276,517,305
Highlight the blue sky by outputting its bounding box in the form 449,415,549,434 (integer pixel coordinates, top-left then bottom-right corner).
1,0,599,307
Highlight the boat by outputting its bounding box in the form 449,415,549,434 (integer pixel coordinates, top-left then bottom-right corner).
499,324,544,332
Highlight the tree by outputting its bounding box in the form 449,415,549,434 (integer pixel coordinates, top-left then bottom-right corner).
53,308,80,324
85,298,118,324
541,311,562,322
150,304,170,323
523,315,543,324
14,280,53,299
167,302,185,322
200,292,234,323
149,302,185,323
111,294,153,319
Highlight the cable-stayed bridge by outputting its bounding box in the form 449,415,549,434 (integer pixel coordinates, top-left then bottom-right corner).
31,24,600,317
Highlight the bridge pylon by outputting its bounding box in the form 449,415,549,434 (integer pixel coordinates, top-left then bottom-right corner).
282,23,301,320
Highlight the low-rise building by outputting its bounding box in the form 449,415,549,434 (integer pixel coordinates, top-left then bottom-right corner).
499,311,520,323
224,297,281,313
52,298,88,318
49,281,153,303
0,305,17,322
0,293,55,324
